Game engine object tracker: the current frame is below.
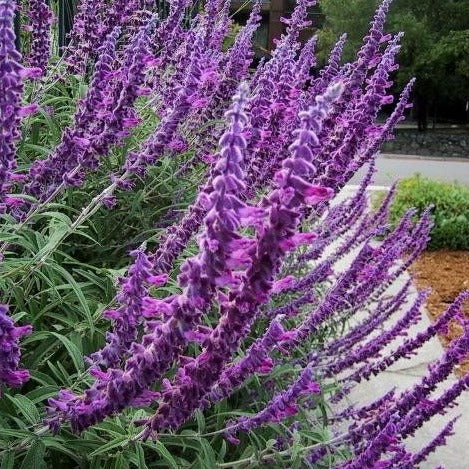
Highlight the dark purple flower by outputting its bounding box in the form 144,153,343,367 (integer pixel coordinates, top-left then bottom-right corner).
26,0,54,76
225,366,320,441
0,304,32,392
0,0,29,212
26,26,123,199
402,417,459,468
47,83,252,433
89,249,168,368
340,414,400,469
142,83,341,437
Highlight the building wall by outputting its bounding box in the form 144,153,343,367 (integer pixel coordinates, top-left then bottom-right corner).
230,1,324,54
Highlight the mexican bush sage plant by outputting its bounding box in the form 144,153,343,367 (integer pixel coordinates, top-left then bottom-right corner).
0,0,467,467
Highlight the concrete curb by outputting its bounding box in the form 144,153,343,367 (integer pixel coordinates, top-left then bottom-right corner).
381,153,469,163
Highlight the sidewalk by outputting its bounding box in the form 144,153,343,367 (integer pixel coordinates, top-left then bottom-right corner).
330,185,469,468
343,282,469,468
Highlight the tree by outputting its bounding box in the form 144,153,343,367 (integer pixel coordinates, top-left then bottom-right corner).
317,0,469,128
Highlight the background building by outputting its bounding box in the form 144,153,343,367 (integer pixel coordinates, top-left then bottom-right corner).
230,0,324,55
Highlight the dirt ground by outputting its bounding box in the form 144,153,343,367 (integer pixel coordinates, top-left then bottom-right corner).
410,251,469,375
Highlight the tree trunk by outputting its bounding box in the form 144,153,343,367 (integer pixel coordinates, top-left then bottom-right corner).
416,94,428,132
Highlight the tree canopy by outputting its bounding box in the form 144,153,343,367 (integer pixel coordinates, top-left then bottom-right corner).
317,0,469,123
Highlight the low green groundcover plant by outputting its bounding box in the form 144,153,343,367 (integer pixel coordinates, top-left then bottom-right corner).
0,0,468,468
385,175,469,250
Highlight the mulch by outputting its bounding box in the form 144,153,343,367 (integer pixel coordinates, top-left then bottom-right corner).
409,250,469,375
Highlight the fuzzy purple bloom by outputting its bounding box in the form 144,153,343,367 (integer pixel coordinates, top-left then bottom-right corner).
322,289,428,377
346,291,465,385
141,83,340,437
225,366,320,443
0,304,32,392
340,415,400,469
401,417,459,468
311,33,347,95
47,83,251,433
0,0,29,212
89,249,168,368
206,316,289,404
26,26,123,199
65,0,107,74
26,0,54,76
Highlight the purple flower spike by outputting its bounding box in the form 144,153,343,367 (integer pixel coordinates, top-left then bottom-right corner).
0,0,29,212
401,417,459,468
206,316,289,404
26,0,54,76
89,249,166,369
350,0,394,87
346,291,466,384
142,83,341,437
47,83,251,433
0,304,32,392
340,414,400,469
25,25,123,200
65,0,109,74
295,35,318,87
225,366,320,440
311,33,347,95
214,0,262,103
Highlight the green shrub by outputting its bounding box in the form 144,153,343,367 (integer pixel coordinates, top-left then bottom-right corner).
385,175,469,250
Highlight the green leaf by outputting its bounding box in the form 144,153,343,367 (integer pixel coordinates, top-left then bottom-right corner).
42,438,83,463
35,211,72,226
113,453,129,469
135,443,148,469
49,332,84,372
153,441,179,469
19,440,46,469
5,394,40,426
49,264,94,332
26,385,58,404
265,439,277,449
94,420,126,436
90,457,104,469
22,144,52,158
217,440,227,462
197,439,217,469
0,429,30,439
34,224,67,259
89,436,128,457
195,410,205,433
0,451,15,469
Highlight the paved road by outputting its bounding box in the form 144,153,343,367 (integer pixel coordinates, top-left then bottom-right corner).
349,154,469,186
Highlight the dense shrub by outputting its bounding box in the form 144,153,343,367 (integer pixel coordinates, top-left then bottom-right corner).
0,0,468,468
386,175,469,250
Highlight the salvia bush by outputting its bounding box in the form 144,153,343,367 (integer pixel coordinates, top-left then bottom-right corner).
0,0,468,467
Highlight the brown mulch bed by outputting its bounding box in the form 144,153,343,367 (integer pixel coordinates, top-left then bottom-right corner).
409,250,469,375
